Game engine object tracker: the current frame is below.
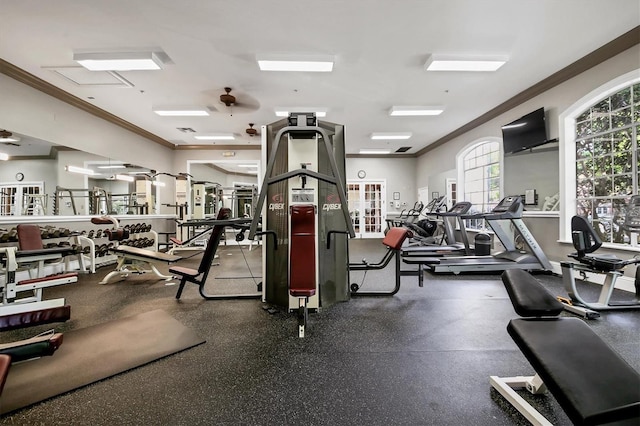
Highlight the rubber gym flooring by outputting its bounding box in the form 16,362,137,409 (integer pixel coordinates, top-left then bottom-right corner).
1,238,639,425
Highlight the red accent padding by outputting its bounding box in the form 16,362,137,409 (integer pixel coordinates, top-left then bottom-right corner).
0,306,71,331
0,354,11,396
16,224,43,250
383,227,410,250
18,272,78,286
290,205,316,298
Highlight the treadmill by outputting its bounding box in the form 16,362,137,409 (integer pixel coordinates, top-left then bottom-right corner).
420,196,552,274
402,201,473,256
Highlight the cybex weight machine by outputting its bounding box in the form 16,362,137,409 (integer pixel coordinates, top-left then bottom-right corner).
249,113,354,337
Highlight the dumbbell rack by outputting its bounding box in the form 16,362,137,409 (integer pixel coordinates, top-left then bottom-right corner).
76,225,158,274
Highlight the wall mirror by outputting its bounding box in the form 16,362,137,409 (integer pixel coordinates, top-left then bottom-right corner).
0,131,160,216
187,160,260,219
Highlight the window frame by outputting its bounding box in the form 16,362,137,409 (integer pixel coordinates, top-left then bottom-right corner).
559,69,640,245
456,137,504,229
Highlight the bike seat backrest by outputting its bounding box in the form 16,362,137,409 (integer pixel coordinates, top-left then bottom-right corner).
571,215,601,256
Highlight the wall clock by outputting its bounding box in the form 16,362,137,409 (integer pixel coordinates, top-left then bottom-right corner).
15,172,24,182
357,170,366,179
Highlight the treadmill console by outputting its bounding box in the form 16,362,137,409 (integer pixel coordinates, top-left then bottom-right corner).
493,196,522,213
449,201,472,214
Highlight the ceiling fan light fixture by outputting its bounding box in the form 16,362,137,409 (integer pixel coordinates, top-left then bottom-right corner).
370,132,412,140
425,54,508,72
389,106,444,116
257,54,334,72
74,51,164,71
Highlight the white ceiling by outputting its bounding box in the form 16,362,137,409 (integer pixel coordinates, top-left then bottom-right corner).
0,0,638,155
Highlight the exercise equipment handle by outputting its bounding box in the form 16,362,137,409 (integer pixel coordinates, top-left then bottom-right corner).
326,230,350,250
254,230,278,250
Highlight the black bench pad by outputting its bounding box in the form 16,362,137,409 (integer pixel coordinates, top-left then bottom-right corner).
501,269,564,317
508,317,640,425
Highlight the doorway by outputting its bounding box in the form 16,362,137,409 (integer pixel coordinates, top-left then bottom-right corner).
347,180,386,238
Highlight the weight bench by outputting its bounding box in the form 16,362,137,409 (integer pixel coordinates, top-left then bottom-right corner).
1,246,77,310
99,245,181,285
14,224,79,278
491,269,640,425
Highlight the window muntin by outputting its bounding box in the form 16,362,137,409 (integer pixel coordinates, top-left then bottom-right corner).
574,82,639,245
462,140,501,229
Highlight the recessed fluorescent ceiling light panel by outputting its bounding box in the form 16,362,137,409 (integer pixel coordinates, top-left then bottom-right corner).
424,54,507,72
97,164,126,169
257,54,334,72
65,165,95,175
74,51,163,71
275,107,327,117
115,174,134,182
194,134,235,141
389,106,444,116
153,107,210,116
0,136,20,142
360,149,391,154
370,132,412,140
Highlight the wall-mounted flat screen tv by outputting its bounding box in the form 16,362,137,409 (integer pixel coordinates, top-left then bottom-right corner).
501,107,548,154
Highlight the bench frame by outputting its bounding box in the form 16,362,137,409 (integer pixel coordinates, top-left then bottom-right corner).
491,269,640,425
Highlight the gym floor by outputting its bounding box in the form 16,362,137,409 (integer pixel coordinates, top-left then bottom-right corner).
1,238,639,425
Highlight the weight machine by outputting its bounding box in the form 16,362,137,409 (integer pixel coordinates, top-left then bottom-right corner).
249,113,354,337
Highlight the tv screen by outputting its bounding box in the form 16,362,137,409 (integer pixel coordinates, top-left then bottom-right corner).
501,108,548,154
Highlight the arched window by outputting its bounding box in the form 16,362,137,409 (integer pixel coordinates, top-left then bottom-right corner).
560,71,640,245
457,138,502,229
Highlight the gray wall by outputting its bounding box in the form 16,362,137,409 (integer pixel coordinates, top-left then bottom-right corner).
346,157,417,213
503,146,560,210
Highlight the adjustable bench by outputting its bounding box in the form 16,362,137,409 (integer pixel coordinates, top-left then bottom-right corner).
1,246,77,312
491,269,640,425
99,245,181,284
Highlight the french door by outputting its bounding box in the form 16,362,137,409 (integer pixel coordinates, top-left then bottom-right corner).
0,182,45,216
347,180,386,238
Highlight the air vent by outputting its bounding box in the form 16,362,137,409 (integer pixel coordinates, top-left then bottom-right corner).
177,127,196,133
395,146,412,153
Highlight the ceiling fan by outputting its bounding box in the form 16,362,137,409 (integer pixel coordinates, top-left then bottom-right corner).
245,123,259,137
212,87,260,114
0,130,21,145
